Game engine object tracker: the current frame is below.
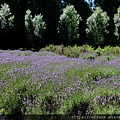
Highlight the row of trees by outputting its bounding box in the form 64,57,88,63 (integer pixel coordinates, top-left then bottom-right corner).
0,0,92,49
0,1,120,49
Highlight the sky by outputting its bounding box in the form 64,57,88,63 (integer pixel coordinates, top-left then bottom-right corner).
85,0,94,3
85,0,95,8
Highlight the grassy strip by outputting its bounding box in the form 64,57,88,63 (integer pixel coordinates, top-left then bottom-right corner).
65,65,119,82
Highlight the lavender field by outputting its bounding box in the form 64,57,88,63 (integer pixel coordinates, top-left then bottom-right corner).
1,49,120,115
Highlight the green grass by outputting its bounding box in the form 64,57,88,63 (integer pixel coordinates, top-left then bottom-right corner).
2,45,120,117
65,65,119,82
57,87,120,115
0,63,29,80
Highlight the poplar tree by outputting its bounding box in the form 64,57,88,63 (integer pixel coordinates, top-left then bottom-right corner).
86,7,109,46
114,7,120,44
0,3,14,29
58,5,82,46
25,9,46,48
0,3,14,47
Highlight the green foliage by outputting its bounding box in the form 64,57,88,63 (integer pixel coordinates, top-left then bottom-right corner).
79,44,92,53
25,10,34,41
59,89,93,115
1,49,120,115
32,14,46,39
92,87,120,114
95,46,120,55
0,50,3,53
25,82,60,115
96,55,115,62
40,44,58,53
41,45,120,58
0,63,29,80
82,53,96,60
58,86,120,115
25,9,46,48
64,45,80,58
0,75,39,115
95,46,104,56
0,3,14,29
38,51,58,56
40,94,59,114
41,44,81,57
17,51,32,56
58,5,82,45
114,7,120,43
86,7,110,45
66,65,119,82
0,63,32,115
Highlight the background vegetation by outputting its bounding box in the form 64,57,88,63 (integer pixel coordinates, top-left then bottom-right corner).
0,0,120,50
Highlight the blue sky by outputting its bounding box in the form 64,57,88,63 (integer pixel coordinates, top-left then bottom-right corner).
85,0,94,4
85,0,89,3
85,0,95,8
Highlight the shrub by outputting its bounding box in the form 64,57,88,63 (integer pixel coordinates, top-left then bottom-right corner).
63,45,80,58
95,46,104,56
40,44,57,53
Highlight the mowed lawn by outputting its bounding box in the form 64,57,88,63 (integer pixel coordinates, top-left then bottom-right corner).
1,49,120,116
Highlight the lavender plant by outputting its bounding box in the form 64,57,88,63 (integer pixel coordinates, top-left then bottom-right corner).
1,49,120,116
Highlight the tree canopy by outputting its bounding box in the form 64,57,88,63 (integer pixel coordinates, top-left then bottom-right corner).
0,0,120,49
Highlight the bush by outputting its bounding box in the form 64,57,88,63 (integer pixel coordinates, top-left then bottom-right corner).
82,53,96,60
40,44,57,53
64,45,80,58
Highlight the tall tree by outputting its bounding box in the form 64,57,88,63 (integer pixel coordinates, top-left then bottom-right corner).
25,9,46,49
63,0,93,45
58,5,82,46
27,0,63,46
114,7,120,45
86,7,110,46
94,0,120,46
0,3,14,48
0,0,28,49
